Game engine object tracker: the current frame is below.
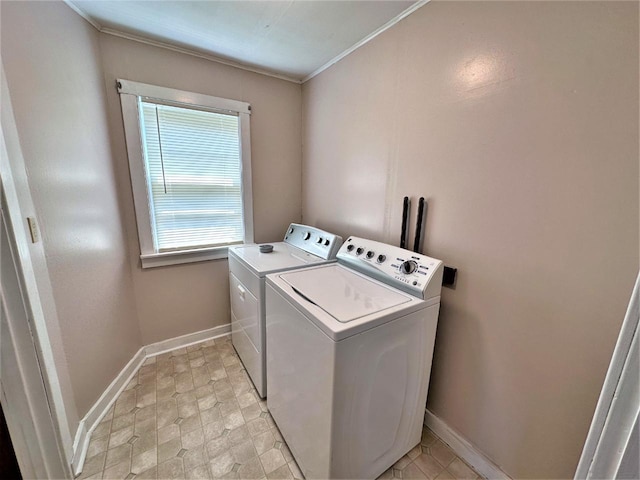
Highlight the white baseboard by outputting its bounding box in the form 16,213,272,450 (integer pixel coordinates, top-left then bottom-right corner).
424,409,511,480
72,324,231,476
144,324,231,357
71,346,145,476
71,422,88,475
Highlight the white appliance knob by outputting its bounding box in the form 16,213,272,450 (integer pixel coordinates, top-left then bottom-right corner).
303,232,311,240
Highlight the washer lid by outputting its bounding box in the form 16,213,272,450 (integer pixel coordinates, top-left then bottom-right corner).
280,264,411,323
229,242,326,275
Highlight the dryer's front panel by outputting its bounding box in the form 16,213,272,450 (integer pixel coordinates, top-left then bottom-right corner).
229,271,265,397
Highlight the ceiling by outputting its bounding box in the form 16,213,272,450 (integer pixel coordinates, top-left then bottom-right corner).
68,0,423,82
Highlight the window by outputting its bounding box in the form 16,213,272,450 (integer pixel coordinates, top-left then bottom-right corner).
118,80,253,268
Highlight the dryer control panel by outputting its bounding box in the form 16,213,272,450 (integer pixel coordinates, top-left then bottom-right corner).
337,236,444,300
283,223,343,260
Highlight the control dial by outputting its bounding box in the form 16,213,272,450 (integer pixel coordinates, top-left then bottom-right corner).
366,251,375,259
356,247,364,256
346,244,355,252
303,232,311,240
316,236,323,244
400,260,418,275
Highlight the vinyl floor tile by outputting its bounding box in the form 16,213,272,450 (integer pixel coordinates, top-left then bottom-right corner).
78,335,481,480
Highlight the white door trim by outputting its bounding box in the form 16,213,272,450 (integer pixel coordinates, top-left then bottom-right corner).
1,62,76,473
575,273,639,479
1,186,70,478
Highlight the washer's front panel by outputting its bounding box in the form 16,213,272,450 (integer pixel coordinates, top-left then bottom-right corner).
332,305,440,478
266,284,334,479
265,278,441,479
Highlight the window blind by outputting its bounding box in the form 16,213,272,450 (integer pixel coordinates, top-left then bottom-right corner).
139,101,244,252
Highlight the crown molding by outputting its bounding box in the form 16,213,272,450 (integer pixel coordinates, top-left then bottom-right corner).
100,28,302,84
63,0,301,84
301,0,430,83
64,0,102,30
63,0,429,86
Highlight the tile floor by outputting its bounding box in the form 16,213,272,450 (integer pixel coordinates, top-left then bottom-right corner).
78,335,481,480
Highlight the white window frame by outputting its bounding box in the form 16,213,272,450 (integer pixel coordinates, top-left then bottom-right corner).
118,79,254,268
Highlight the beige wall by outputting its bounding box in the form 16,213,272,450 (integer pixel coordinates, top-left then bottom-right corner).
0,1,143,419
1,0,302,423
302,2,639,478
98,34,302,344
3,1,637,476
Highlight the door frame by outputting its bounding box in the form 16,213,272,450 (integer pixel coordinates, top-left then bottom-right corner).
1,196,68,478
0,63,75,476
574,272,639,478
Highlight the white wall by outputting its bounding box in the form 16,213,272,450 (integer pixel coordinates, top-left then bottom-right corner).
302,2,639,478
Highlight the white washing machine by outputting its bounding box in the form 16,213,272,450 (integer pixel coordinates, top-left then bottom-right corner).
228,223,342,399
265,236,444,479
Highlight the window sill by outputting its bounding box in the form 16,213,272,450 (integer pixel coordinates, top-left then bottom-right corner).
140,246,233,269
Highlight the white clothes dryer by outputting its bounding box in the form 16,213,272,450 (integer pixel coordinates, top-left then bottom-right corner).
228,223,342,398
265,236,443,479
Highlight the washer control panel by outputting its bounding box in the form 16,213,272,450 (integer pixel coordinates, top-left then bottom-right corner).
337,236,444,300
283,223,343,260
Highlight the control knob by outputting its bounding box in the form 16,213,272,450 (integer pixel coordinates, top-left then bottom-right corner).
346,244,355,252
316,237,323,244
400,260,418,275
377,254,386,263
366,251,375,259
356,247,364,256
303,232,311,240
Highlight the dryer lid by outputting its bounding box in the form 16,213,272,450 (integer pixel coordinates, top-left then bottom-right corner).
229,242,325,275
279,264,411,323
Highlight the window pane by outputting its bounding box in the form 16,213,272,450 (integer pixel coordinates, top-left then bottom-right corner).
140,101,244,252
